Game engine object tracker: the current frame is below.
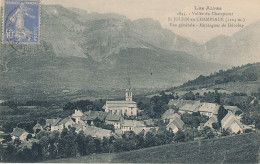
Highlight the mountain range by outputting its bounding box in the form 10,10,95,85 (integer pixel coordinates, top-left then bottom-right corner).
0,5,259,101
205,21,260,65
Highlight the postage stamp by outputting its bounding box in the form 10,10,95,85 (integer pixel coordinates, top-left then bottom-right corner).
2,0,40,44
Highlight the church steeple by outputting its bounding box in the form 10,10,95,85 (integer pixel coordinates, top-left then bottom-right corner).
126,76,132,101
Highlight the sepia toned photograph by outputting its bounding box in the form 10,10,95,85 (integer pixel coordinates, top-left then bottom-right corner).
0,0,259,163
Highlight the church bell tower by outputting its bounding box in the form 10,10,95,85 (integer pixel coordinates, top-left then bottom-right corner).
126,76,132,101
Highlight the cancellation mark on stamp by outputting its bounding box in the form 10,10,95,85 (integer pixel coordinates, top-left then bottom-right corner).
2,0,40,44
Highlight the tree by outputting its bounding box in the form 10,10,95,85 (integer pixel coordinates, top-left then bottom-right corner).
135,132,145,149
214,92,221,104
217,105,228,124
17,121,36,133
22,147,33,162
38,118,46,126
64,132,78,157
205,131,215,139
87,139,96,154
212,122,220,130
31,142,43,161
235,110,242,116
26,134,33,141
113,139,135,152
101,137,112,153
174,130,185,142
76,131,86,156
3,144,17,162
201,127,215,139
48,143,57,159
3,134,12,143
241,113,254,125
221,129,231,136
39,136,49,160
57,138,67,158
183,91,195,100
143,132,155,148
2,121,17,133
60,128,68,138
94,138,102,153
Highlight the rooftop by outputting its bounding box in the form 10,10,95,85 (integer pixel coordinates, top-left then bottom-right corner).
221,111,243,129
122,120,145,127
168,99,200,108
198,103,219,114
162,110,182,120
83,126,111,138
82,111,108,121
33,123,42,130
224,105,241,114
167,117,184,129
57,118,74,125
11,128,27,137
105,114,122,121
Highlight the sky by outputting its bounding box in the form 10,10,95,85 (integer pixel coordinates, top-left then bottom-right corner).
2,0,260,43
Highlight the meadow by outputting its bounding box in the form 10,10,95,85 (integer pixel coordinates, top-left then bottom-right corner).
44,132,259,163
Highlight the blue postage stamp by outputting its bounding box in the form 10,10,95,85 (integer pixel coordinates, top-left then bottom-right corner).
2,0,40,44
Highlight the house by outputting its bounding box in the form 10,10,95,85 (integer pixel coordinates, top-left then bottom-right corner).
45,118,60,130
72,109,83,124
203,115,218,129
162,110,182,123
162,109,175,122
81,111,108,126
221,111,244,133
103,85,138,116
223,105,242,115
56,118,75,131
168,99,200,108
133,127,154,135
83,126,112,139
121,120,146,133
144,119,156,127
0,130,8,144
50,118,62,131
11,128,29,141
198,103,219,117
179,102,200,114
166,115,184,133
33,123,43,134
168,99,201,114
105,114,124,129
71,124,86,133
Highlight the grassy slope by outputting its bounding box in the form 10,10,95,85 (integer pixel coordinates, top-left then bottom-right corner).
171,63,260,95
44,132,260,163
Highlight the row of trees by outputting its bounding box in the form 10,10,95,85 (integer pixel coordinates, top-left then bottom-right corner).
63,100,101,112
1,125,221,163
1,127,176,162
1,100,56,108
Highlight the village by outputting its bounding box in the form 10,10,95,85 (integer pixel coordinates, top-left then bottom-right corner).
0,84,255,154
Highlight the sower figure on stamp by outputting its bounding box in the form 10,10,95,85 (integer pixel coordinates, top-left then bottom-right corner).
9,2,35,41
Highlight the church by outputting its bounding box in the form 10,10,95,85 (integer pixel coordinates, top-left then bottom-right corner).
103,85,138,117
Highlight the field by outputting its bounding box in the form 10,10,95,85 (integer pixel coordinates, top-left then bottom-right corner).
44,132,260,163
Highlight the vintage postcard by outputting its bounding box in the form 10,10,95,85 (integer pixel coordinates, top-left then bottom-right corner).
0,0,259,163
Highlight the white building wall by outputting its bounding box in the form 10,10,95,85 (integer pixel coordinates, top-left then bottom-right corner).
105,106,137,116
230,122,243,133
